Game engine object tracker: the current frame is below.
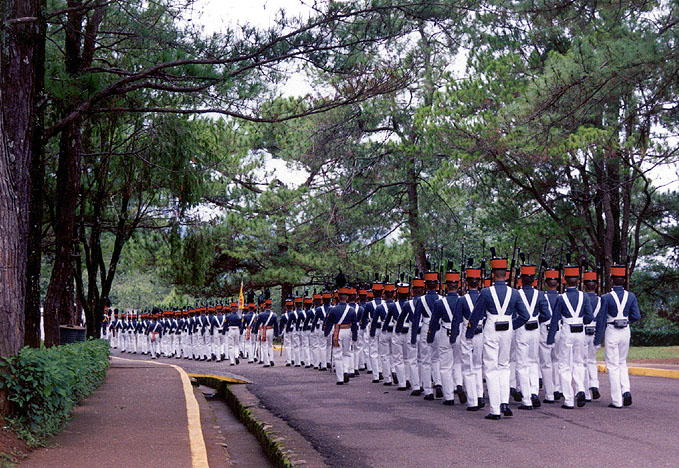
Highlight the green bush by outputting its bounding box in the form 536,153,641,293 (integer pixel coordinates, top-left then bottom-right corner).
0,339,110,442
631,327,679,346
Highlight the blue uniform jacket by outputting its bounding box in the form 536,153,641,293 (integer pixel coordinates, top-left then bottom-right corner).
323,302,358,341
370,300,388,337
253,310,279,336
547,288,594,344
427,292,459,344
382,300,401,333
465,281,530,339
517,286,551,325
411,290,440,344
311,304,329,331
395,299,415,334
594,286,641,346
452,289,480,342
362,298,383,332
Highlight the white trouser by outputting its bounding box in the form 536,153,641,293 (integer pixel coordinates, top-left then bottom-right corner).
431,334,442,387
378,330,393,383
605,324,631,407
302,330,312,365
483,321,513,416
515,325,540,405
510,335,517,389
369,330,382,375
558,325,586,406
355,328,366,370
131,332,138,354
460,330,484,407
149,333,160,357
452,323,464,387
552,331,562,392
407,339,420,389
417,321,433,395
392,332,408,388
584,331,600,397
283,331,293,364
436,327,455,401
361,329,372,371
311,327,321,367
292,330,302,365
333,328,352,382
260,327,274,364
227,328,240,364
539,323,557,400
245,327,253,360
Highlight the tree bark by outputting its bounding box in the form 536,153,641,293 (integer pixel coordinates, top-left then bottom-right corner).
1,0,43,358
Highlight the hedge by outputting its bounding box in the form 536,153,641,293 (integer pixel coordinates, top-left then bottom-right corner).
0,339,110,442
631,328,679,346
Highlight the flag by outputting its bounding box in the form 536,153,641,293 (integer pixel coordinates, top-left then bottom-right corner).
238,280,245,312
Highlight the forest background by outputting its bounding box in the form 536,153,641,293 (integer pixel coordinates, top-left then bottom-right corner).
2,0,679,354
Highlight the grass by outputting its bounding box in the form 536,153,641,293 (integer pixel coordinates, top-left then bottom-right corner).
596,346,679,362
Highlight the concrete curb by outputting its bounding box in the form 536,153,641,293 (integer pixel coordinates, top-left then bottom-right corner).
192,376,295,468
187,373,250,385
597,363,679,379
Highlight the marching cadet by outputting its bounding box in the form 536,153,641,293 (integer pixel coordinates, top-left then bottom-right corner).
129,312,139,354
403,276,425,395
147,309,164,359
205,303,215,360
583,270,602,401
324,286,359,385
391,281,413,391
303,295,315,368
452,264,484,411
101,311,110,344
359,289,374,374
243,298,257,363
368,278,390,383
515,263,551,410
196,305,211,360
466,255,530,420
109,310,118,349
595,264,641,408
225,303,242,366
180,310,189,359
541,269,563,403
119,312,128,352
411,270,441,401
347,287,362,377
375,280,396,386
278,297,296,367
364,277,384,379
293,295,304,366
428,269,461,405
310,291,324,369
547,263,594,409
212,304,227,362
253,294,278,367
187,307,197,360
356,288,369,372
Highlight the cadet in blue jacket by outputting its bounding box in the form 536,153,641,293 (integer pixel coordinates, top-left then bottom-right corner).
466,256,530,420
547,264,594,409
428,269,461,405
595,264,641,408
582,271,602,401
253,296,278,367
514,264,551,410
387,281,413,391
411,271,441,401
324,287,358,385
452,265,484,411
371,281,394,385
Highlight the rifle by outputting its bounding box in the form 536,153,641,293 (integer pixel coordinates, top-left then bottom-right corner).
481,240,487,289
518,251,525,287
509,237,518,287
460,243,466,295
537,238,548,290
626,237,632,289
557,245,564,294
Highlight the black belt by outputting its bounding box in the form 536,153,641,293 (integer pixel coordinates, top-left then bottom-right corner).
474,326,483,335
445,328,452,337
401,327,409,333
385,326,394,332
525,321,538,331
495,322,510,331
374,322,382,328
569,324,584,333
609,319,628,328
585,326,596,335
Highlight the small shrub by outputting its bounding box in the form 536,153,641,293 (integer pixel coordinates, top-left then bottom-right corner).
631,327,679,346
0,339,110,443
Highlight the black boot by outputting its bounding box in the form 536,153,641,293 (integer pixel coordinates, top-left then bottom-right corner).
576,391,586,408
501,403,513,417
456,385,468,405
378,372,384,381
484,413,501,420
623,392,632,407
435,385,443,399
405,380,412,390
344,373,350,384
392,373,399,385
591,387,601,400
531,394,541,408
443,400,454,406
411,388,423,397
478,397,485,409
423,394,434,401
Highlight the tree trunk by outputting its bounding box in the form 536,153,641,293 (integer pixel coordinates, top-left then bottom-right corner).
406,152,427,273
1,0,43,359
42,122,83,345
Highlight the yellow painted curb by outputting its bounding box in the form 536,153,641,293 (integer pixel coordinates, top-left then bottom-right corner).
597,363,679,379
113,357,210,468
187,373,249,384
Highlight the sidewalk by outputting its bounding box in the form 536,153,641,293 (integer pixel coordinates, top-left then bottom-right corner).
20,357,213,468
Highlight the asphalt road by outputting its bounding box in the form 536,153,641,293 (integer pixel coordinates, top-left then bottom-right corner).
113,349,679,468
